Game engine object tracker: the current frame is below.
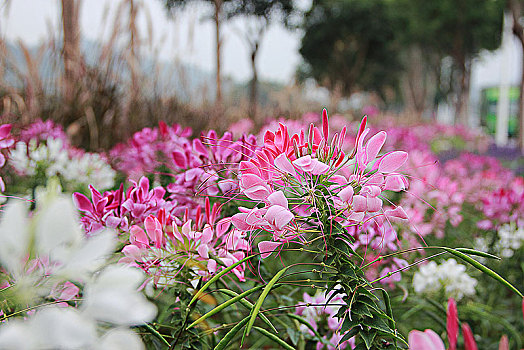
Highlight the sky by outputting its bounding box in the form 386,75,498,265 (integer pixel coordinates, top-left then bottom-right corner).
1,0,521,90
1,0,304,83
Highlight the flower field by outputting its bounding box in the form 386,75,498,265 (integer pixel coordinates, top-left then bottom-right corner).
0,111,522,349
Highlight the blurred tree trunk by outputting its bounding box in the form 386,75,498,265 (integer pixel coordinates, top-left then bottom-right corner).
249,42,259,122
214,0,223,108
454,56,471,125
401,46,436,122
510,0,524,152
128,0,140,101
61,0,82,102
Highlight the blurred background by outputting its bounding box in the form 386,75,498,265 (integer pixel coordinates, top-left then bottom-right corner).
0,0,523,157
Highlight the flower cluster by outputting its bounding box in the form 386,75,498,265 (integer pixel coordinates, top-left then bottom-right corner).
111,122,258,216
0,187,156,349
121,200,250,283
8,132,115,192
296,290,355,350
231,110,410,263
74,176,172,234
412,259,477,300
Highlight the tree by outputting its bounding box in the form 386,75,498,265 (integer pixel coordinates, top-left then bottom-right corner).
298,0,402,109
227,0,293,123
395,0,504,124
61,0,83,102
165,0,232,108
509,0,524,152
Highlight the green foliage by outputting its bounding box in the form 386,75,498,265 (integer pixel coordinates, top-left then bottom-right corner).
298,0,403,98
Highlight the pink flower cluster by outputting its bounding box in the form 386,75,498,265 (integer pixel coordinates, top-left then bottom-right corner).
110,122,258,216
74,176,173,234
296,290,355,350
230,110,410,261
0,124,13,191
121,199,250,282
18,119,69,145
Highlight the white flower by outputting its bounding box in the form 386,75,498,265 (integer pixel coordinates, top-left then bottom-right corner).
495,223,524,258
413,259,477,300
8,137,115,191
0,192,156,349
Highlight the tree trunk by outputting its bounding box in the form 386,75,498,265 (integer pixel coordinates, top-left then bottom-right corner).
249,42,259,123
61,0,82,102
454,57,471,125
128,0,139,100
511,0,524,152
214,0,223,107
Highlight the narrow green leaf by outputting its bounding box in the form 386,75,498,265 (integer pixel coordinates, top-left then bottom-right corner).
189,255,255,306
253,326,295,350
213,315,250,350
454,248,500,260
187,285,264,329
442,247,523,297
245,266,289,337
214,288,277,333
142,323,171,347
379,289,395,330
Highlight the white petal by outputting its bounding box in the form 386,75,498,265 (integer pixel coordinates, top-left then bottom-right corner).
35,197,82,257
82,266,157,326
0,319,35,349
98,328,145,350
0,201,29,276
30,307,97,349
56,229,116,280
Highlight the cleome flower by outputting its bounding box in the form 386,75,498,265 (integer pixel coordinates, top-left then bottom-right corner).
230,109,410,259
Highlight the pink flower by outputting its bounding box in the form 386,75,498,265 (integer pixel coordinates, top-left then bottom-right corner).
292,155,330,175
258,241,282,259
408,329,445,350
462,323,478,350
447,298,458,350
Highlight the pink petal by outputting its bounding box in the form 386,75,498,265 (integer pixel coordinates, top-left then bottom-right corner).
365,131,387,162
339,186,354,202
385,206,408,220
352,195,367,212
265,205,293,230
376,151,408,173
366,196,382,212
258,241,282,259
130,226,149,247
408,330,445,350
384,174,408,191
447,298,458,350
172,150,188,168
462,323,478,350
268,191,288,208
274,154,296,175
293,155,312,168
73,192,94,213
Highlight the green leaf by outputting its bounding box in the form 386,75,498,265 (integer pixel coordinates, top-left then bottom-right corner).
215,288,277,333
142,323,171,347
187,285,265,329
379,289,395,330
360,329,377,350
363,316,391,334
189,255,255,307
454,248,500,260
213,316,250,350
340,327,359,343
244,266,290,338
442,247,523,297
253,327,295,350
